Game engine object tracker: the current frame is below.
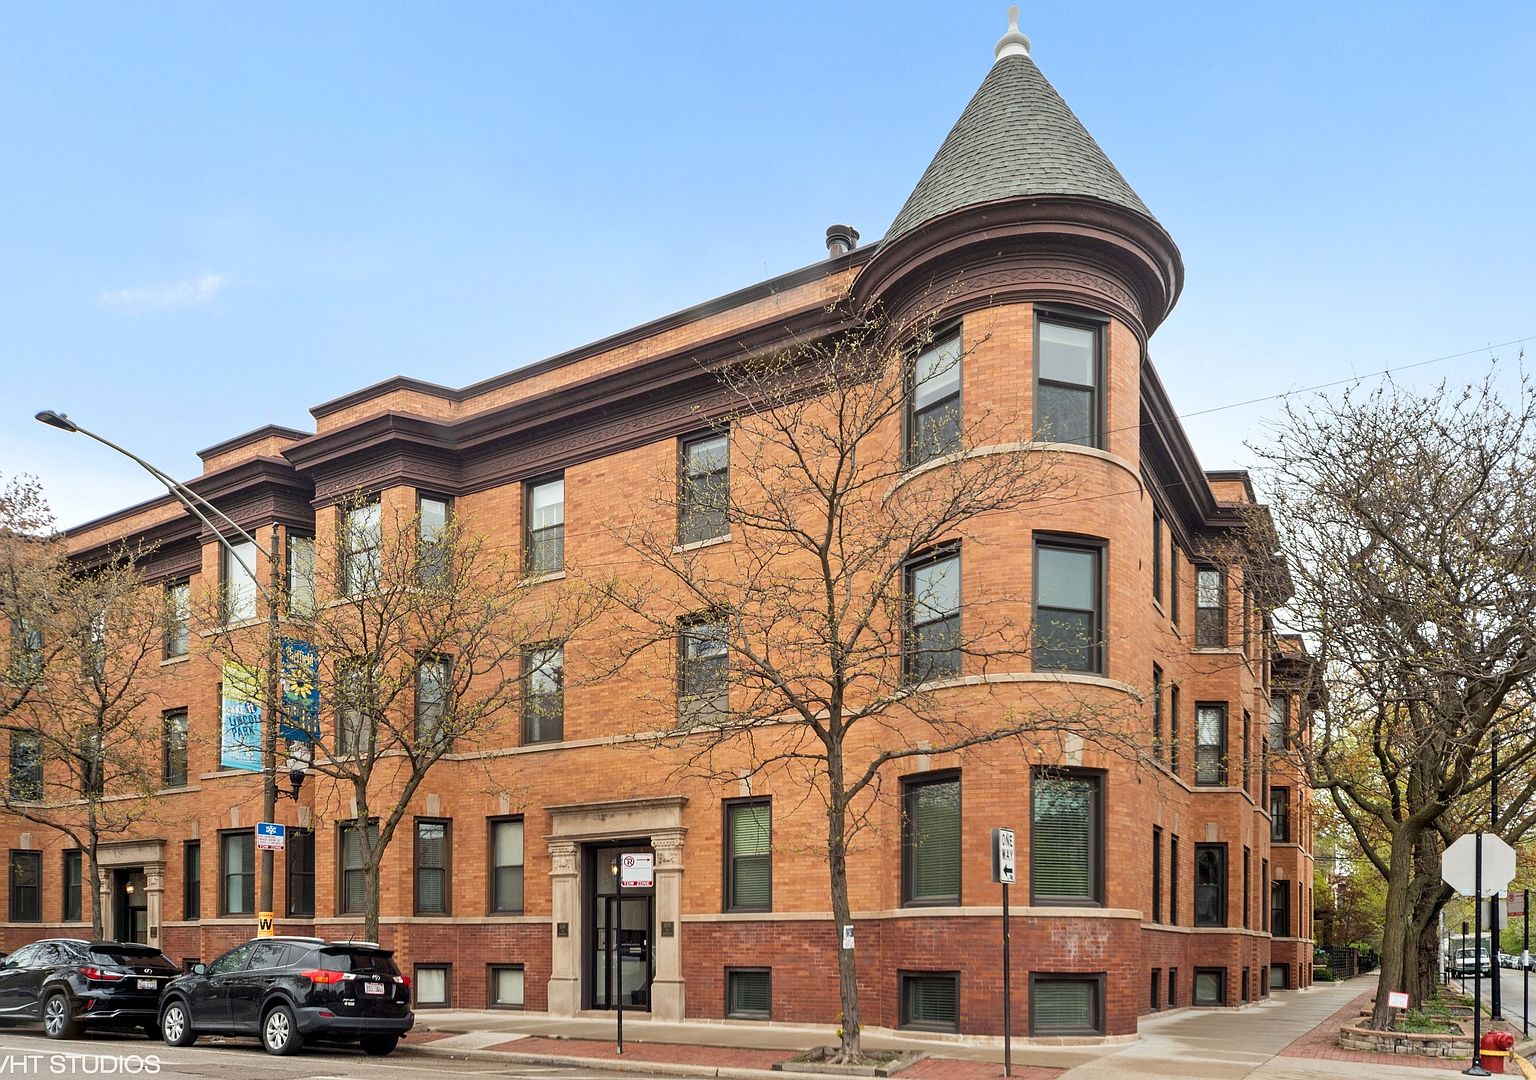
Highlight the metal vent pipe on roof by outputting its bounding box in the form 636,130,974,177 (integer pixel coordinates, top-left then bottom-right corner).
825,224,859,258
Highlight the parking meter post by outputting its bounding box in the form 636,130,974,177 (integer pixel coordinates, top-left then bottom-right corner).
1466,830,1489,1077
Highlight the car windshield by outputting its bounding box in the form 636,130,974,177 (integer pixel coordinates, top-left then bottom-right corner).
319,950,399,976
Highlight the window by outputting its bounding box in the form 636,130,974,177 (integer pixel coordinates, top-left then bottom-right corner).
1271,879,1291,937
339,821,377,915
1030,974,1103,1035
1151,666,1164,762
1150,969,1161,1011
1194,968,1225,1006
1034,317,1100,447
1270,787,1291,842
727,968,771,1020
1169,835,1180,925
1261,858,1269,931
414,819,450,915
1242,847,1251,929
1269,964,1289,990
221,831,254,915
489,966,524,1008
1151,827,1163,924
900,972,958,1032
78,731,103,797
1242,710,1251,789
725,799,771,912
80,609,107,679
62,850,82,922
1195,703,1227,785
341,499,382,596
526,477,565,573
286,829,314,917
223,539,259,623
1168,969,1178,1008
415,965,450,1008
1170,547,1181,625
415,656,451,747
9,733,41,801
522,646,564,744
904,549,961,683
1241,966,1250,1003
1033,540,1102,673
678,617,727,724
11,618,43,677
418,495,451,585
183,841,201,920
1152,510,1164,604
1195,566,1225,647
1268,694,1289,750
164,579,190,658
336,660,370,756
1169,684,1181,773
907,329,961,465
1195,844,1227,928
286,534,315,615
679,434,729,544
903,774,960,905
489,818,524,914
1030,768,1102,905
9,851,41,921
162,709,189,787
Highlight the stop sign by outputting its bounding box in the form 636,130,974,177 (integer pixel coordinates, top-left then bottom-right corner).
1442,832,1517,897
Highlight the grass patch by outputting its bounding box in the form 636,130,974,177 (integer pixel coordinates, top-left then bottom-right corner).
1390,1008,1462,1035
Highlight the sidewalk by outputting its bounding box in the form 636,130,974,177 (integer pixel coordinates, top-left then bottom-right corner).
395,976,1459,1080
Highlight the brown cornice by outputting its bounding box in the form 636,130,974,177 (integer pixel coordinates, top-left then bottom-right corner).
309,247,875,421
1139,358,1224,538
851,195,1183,339
197,423,313,463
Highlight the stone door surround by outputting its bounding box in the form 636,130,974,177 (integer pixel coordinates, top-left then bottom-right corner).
93,839,166,945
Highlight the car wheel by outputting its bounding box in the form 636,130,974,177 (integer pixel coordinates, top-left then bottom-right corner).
160,1000,197,1047
261,1003,302,1056
42,992,77,1040
360,1034,399,1056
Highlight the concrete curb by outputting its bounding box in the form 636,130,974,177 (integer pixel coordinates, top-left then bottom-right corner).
396,1039,849,1080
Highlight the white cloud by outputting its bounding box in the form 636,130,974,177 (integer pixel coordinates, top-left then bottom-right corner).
99,271,228,313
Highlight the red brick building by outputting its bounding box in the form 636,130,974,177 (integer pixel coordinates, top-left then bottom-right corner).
5,15,1312,1039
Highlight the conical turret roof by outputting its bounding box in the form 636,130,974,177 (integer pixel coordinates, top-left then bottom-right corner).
885,19,1154,241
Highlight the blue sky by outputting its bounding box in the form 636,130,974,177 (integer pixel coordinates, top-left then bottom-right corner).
3,3,1533,528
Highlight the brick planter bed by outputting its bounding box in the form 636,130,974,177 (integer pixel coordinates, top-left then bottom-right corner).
1337,1024,1474,1060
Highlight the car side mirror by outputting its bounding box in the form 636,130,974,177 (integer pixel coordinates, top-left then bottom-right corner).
191,963,207,976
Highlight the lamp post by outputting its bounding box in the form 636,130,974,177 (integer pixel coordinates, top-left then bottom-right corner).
35,410,291,931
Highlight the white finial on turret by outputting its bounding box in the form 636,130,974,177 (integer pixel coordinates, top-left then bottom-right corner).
994,6,1031,61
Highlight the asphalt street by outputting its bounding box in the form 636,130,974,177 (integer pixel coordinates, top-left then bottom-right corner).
0,1029,637,1080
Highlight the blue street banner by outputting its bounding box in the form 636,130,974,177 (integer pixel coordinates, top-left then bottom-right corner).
280,638,321,742
220,662,263,772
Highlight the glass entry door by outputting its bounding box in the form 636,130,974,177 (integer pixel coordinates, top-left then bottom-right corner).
592,894,652,1010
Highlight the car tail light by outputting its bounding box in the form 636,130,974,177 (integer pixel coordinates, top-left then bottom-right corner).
301,969,346,984
78,966,125,982
394,974,411,988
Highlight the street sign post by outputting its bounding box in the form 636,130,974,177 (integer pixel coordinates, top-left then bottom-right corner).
619,852,654,888
255,822,286,851
992,828,1016,1078
1444,832,1516,897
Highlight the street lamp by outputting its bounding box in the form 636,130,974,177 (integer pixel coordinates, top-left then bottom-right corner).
35,409,290,933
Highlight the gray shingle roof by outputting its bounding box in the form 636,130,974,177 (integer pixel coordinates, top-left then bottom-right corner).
885,53,1153,241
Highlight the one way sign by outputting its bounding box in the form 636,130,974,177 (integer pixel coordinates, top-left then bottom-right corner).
255,822,286,851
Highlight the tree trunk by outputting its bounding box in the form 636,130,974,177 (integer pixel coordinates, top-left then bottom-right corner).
1372,825,1422,1028
364,859,381,943
826,750,862,1061
87,846,104,941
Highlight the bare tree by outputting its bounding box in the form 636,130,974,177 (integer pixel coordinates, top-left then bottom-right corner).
1,474,66,721
1254,371,1536,1027
209,495,605,941
601,307,1133,1060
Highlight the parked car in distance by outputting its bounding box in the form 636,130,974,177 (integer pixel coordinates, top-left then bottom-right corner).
0,939,178,1039
158,937,413,1056
1451,948,1493,976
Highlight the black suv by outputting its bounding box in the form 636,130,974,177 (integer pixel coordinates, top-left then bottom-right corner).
158,937,413,1056
0,939,178,1039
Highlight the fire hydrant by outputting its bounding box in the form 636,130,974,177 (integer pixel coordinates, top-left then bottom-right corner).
1479,1030,1515,1074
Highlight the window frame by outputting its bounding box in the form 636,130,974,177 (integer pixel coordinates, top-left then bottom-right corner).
164,578,190,659
414,654,452,747
1271,878,1292,937
898,971,960,1033
1152,510,1164,604
901,771,962,907
1169,684,1181,774
338,819,378,916
488,964,526,1009
1151,826,1162,924
1195,565,1227,647
1028,766,1104,907
1242,846,1251,929
183,840,201,920
725,967,772,1021
904,326,963,467
286,828,315,917
1269,694,1290,751
521,645,565,744
1195,702,1228,786
416,493,453,586
285,532,316,616
677,615,728,725
8,732,42,802
1033,310,1105,449
488,816,525,915
414,964,452,1009
413,817,452,916
339,496,382,598
1028,972,1105,1037
1151,665,1164,763
1032,536,1105,675
222,539,260,624
525,475,566,574
162,708,189,788
219,829,255,917
62,849,82,923
678,432,731,545
1169,834,1180,925
1271,787,1291,842
903,546,962,684
8,850,41,922
723,797,772,913
1194,843,1228,928
1193,968,1227,1007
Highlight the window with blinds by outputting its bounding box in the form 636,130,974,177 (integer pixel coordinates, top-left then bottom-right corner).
900,972,959,1032
220,831,254,916
725,800,771,911
1195,844,1227,927
286,829,314,916
727,969,771,1019
1195,703,1227,785
1030,770,1102,905
1029,976,1102,1035
415,819,450,914
490,818,525,914
902,775,960,905
340,821,378,915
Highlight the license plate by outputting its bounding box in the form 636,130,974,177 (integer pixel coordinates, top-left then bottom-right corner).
363,982,385,996
137,978,157,990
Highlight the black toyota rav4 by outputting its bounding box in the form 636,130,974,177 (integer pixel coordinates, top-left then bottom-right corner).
158,937,413,1056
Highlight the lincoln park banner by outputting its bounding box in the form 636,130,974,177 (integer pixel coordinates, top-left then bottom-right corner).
220,661,263,772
